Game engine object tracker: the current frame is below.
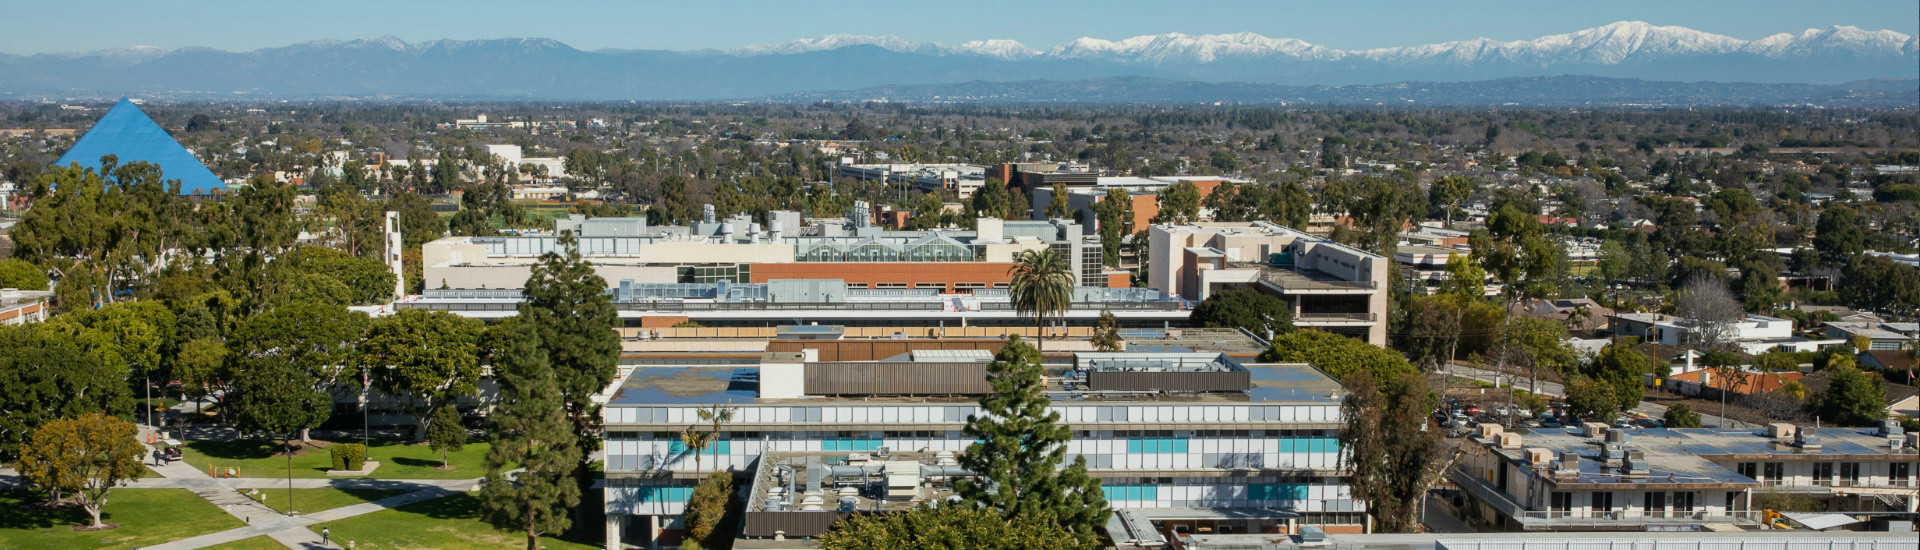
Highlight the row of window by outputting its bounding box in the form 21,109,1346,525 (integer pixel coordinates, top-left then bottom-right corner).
1735,461,1911,484
1549,491,1705,514
666,440,731,455
1103,484,1315,502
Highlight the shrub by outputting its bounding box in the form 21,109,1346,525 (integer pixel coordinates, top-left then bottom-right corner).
331,443,367,471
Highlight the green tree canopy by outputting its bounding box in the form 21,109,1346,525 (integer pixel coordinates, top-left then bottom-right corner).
228,354,332,442
18,413,145,528
955,336,1109,544
0,258,49,290
1583,342,1653,413
818,505,1097,550
1007,249,1073,350
0,324,134,461
358,308,483,441
1259,329,1417,385
1340,371,1445,533
1662,404,1703,428
1190,287,1294,338
519,230,621,474
480,317,581,550
1816,363,1887,426
1564,376,1621,424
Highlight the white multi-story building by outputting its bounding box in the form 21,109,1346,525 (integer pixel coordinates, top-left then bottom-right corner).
0,288,52,326
1149,222,1390,346
1607,313,1839,354
599,348,1361,548
1452,422,1919,532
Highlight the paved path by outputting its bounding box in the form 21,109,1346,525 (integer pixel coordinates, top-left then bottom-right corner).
1446,363,1755,429
130,425,478,550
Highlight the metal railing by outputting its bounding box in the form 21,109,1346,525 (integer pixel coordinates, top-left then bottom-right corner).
1295,312,1377,322
1518,509,1761,525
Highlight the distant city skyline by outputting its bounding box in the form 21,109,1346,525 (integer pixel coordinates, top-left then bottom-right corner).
0,0,1913,55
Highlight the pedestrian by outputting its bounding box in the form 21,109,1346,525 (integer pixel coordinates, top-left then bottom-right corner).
151,449,161,466
322,528,330,543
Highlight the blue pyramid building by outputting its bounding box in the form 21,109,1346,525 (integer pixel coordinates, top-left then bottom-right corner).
54,98,225,194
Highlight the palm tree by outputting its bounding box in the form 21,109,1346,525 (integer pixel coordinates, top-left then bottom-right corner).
1007,248,1074,352
681,404,735,472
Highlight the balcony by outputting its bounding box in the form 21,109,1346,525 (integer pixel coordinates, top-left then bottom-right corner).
1250,265,1376,294
1447,468,1760,530
1294,312,1377,324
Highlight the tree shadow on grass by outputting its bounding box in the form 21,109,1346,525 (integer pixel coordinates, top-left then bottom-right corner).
394,492,484,521
185,439,284,460
387,456,443,469
0,490,89,530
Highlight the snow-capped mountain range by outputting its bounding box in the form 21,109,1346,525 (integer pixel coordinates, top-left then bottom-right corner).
729,21,1915,64
3,21,1913,101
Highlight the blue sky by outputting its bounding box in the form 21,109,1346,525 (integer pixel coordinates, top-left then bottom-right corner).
2,0,1914,54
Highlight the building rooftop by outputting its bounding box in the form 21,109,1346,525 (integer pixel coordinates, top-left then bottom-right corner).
1479,425,1917,489
606,359,1343,407
0,288,53,309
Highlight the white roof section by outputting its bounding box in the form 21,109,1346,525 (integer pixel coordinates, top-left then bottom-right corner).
1781,512,1861,531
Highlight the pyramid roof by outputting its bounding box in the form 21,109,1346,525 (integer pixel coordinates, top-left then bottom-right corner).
54,98,225,194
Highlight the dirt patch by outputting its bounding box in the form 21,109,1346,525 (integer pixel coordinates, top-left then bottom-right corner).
272,439,334,457
435,465,457,471
69,521,120,532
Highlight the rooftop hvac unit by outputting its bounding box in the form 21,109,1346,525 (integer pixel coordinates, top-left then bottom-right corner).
1554,452,1581,477
1582,423,1608,438
1879,419,1904,437
1477,424,1504,439
1768,423,1797,440
1525,447,1554,465
1605,428,1630,445
1496,432,1523,449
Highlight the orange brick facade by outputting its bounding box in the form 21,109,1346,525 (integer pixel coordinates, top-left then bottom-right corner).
749,262,1017,293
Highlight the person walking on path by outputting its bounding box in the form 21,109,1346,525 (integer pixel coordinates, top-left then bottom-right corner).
322,528,330,544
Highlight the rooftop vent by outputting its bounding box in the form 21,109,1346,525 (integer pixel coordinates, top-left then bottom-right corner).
1623,450,1651,476
1795,427,1822,451
1496,432,1523,449
1879,419,1904,438
1554,452,1581,477
1605,428,1631,445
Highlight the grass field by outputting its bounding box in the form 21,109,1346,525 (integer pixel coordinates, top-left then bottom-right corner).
0,488,246,550
244,487,409,515
178,438,491,480
202,535,288,550
314,492,599,550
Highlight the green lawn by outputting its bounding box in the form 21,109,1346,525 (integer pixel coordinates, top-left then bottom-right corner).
315,492,599,550
245,487,408,515
178,438,491,479
202,535,288,550
0,488,246,550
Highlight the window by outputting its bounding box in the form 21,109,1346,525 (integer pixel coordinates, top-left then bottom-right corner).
1839,463,1861,485
1812,463,1834,485
1549,492,1573,517
1591,492,1615,518
875,283,909,289
1736,462,1758,481
1764,462,1784,483
1673,492,1696,514
1645,492,1667,518
1892,462,1912,486
914,282,946,290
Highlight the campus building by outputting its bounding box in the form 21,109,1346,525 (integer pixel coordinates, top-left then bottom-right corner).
1148,222,1390,346
1450,422,1920,532
408,213,1186,328
1607,313,1842,354
836,163,987,198
54,98,226,194
0,288,52,326
598,341,1361,549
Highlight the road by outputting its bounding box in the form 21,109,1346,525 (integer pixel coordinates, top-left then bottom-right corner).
1445,363,1755,430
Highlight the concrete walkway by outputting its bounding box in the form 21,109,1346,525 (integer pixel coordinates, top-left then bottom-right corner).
132,425,479,550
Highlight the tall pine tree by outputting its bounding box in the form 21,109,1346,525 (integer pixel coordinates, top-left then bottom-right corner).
480,318,582,550
520,231,620,479
955,335,1109,543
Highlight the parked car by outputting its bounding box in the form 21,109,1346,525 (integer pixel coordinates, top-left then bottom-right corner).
1463,404,1482,416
